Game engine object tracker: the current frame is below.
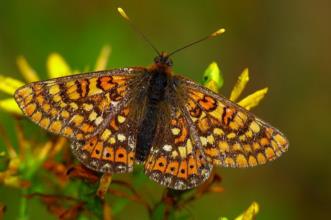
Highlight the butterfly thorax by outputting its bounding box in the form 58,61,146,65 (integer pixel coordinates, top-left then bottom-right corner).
135,58,171,163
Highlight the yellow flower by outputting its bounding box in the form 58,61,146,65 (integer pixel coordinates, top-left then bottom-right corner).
0,45,111,115
235,201,259,220
203,63,268,110
219,201,259,220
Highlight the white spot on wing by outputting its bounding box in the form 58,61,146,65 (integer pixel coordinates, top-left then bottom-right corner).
163,144,172,152
117,133,126,142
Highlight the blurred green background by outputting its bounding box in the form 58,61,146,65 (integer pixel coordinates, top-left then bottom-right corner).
0,0,330,219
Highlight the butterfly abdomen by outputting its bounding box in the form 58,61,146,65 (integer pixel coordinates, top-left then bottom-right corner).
135,70,169,162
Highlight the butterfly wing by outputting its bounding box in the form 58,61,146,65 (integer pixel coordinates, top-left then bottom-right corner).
175,76,289,168
71,103,143,173
144,100,212,190
15,68,148,140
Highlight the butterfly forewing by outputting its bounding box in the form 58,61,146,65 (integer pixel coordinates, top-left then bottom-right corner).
175,76,289,168
14,68,147,141
144,101,212,190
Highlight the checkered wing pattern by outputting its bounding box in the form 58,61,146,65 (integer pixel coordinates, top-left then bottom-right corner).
176,76,289,168
15,68,147,141
15,68,150,174
71,104,142,173
144,100,212,190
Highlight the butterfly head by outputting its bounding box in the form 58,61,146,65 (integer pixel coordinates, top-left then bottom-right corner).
154,52,173,67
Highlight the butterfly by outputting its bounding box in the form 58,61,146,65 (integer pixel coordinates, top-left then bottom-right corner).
14,9,288,190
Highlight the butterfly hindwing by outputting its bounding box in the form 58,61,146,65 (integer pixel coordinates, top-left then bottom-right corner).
71,104,142,173
175,76,289,168
144,102,212,190
15,68,147,140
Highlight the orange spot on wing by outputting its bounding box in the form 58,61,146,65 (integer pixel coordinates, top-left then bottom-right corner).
42,103,51,113
236,154,248,168
115,147,127,163
274,134,288,146
49,108,59,117
175,117,189,144
25,103,36,116
175,127,188,144
198,96,216,111
223,107,235,125
60,110,70,119
265,128,274,138
122,107,129,116
36,95,45,105
188,157,198,175
33,84,43,95
82,137,97,152
49,120,62,133
63,127,73,136
100,76,115,91
71,115,84,126
153,156,167,173
248,156,258,166
39,118,50,128
205,147,219,157
31,111,42,122
165,161,179,175
17,87,33,98
257,153,266,164
260,138,270,146
80,79,88,97
224,158,235,167
102,147,115,161
75,133,84,139
91,142,103,159
23,94,33,105
110,119,119,131
265,147,276,160
177,161,188,179
197,117,210,133
80,123,94,133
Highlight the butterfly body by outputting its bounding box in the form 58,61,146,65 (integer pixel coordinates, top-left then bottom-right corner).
14,52,289,190
136,53,172,162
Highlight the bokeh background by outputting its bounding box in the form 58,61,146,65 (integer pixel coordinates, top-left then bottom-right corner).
0,0,330,219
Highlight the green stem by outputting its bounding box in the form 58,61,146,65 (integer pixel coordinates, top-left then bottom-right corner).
19,188,28,220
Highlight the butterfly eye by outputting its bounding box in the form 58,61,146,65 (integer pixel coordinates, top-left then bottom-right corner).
203,76,209,81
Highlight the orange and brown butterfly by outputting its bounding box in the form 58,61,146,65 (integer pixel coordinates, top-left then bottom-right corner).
14,8,288,190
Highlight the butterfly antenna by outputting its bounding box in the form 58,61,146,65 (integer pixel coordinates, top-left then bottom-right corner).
168,28,226,57
117,7,161,56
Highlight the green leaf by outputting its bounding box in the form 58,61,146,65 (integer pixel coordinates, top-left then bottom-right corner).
77,181,103,219
111,198,129,215
151,203,165,220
